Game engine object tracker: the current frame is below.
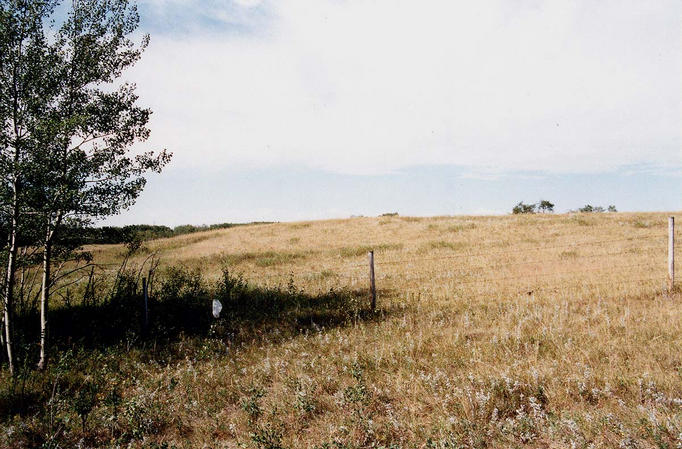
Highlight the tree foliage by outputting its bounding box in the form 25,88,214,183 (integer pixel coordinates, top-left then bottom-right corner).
577,204,617,213
0,0,170,372
512,201,536,214
537,200,554,213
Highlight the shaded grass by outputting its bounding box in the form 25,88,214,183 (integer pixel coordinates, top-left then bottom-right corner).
0,268,383,447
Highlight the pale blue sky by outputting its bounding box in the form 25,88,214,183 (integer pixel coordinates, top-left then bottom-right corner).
108,164,682,226
107,0,681,225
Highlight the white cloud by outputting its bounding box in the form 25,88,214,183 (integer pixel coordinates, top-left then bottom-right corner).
127,0,681,175
233,0,263,7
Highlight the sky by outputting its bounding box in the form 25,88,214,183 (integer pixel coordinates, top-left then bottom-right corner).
107,0,681,226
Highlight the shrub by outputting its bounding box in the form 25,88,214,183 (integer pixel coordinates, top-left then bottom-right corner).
159,266,204,300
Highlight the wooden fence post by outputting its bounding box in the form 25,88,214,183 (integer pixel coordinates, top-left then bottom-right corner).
142,277,149,331
369,250,376,311
669,216,675,292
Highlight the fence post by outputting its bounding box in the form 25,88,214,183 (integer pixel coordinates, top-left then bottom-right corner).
369,251,376,311
142,277,149,331
669,216,675,292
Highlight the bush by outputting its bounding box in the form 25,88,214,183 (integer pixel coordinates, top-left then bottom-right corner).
159,266,205,301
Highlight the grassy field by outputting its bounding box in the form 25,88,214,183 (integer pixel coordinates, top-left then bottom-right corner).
2,211,681,448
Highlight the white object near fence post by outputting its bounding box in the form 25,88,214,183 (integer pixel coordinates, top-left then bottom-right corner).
143,277,149,330
212,299,223,318
669,216,675,292
369,250,376,311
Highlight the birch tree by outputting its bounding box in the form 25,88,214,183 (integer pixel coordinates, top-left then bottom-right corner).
29,0,170,370
0,0,58,375
1,0,170,373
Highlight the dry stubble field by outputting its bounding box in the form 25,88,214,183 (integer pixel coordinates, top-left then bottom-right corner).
29,212,682,447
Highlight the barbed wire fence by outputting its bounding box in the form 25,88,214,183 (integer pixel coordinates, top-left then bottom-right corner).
243,216,677,310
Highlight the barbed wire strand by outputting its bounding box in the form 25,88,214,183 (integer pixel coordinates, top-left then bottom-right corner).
375,244,665,272
361,235,666,267
377,262,660,286
242,243,666,282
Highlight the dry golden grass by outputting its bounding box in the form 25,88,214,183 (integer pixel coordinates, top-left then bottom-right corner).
92,212,671,294
61,213,682,446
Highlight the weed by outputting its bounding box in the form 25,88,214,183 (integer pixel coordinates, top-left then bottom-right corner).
72,380,99,432
343,362,369,406
241,386,266,422
294,389,317,416
251,425,286,449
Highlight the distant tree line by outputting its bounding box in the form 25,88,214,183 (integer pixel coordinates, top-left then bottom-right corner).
78,222,273,245
512,200,617,214
574,205,617,213
512,200,554,214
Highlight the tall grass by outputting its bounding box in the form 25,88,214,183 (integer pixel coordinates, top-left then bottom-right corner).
1,211,680,448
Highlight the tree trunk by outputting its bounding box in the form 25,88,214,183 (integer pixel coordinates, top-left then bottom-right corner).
37,208,62,371
3,186,18,376
0,313,5,365
37,234,51,371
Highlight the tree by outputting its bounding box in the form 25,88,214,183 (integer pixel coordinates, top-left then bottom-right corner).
0,0,59,375
0,0,170,372
30,0,170,370
578,204,614,213
537,200,554,213
512,201,536,214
